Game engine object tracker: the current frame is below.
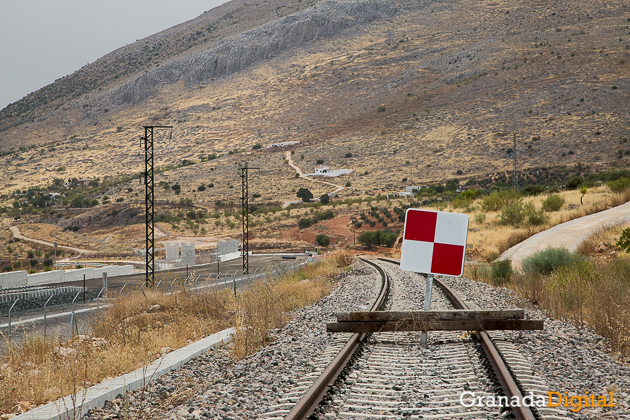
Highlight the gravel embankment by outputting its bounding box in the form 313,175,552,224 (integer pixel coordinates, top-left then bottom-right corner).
443,275,630,419
83,262,381,420
0,290,100,317
80,260,630,420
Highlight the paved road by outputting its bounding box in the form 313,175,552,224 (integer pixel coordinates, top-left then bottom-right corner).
500,200,630,268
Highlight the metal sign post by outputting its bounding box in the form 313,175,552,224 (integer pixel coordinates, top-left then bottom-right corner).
421,274,433,345
400,209,469,345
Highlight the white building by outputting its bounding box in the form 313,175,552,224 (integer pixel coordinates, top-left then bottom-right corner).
307,166,353,177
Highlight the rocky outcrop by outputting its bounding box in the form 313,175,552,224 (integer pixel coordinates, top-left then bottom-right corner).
110,1,398,106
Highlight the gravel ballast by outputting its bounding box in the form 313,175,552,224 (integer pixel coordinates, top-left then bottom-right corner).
80,260,630,420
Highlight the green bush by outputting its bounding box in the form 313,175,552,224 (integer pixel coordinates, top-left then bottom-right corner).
542,194,565,212
497,200,527,225
617,227,630,253
521,185,546,196
298,218,311,229
565,176,583,190
358,229,399,247
608,177,630,193
527,207,549,226
490,259,512,284
481,190,522,212
315,234,330,246
522,247,583,276
474,212,486,224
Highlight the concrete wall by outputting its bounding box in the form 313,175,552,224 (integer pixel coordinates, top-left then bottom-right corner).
0,264,138,288
119,265,134,276
218,252,241,262
94,266,119,278
27,270,64,286
0,271,28,288
64,267,95,282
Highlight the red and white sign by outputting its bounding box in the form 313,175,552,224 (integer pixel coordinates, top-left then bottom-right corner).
400,209,469,277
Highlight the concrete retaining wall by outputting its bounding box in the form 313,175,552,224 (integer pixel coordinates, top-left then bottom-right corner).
119,265,134,276
64,267,95,282
93,266,118,278
27,270,64,286
0,271,28,288
1,264,141,288
218,251,241,262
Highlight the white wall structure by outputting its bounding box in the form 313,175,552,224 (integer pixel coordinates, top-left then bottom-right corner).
217,251,241,262
0,264,136,288
0,271,28,288
65,267,95,282
165,243,180,262
27,270,64,286
181,243,195,266
306,166,353,177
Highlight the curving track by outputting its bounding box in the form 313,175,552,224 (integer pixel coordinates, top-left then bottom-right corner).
268,258,569,420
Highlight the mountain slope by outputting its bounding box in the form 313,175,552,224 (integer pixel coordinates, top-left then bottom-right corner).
0,0,628,199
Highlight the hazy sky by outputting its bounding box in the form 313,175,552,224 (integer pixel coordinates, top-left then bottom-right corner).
0,0,229,111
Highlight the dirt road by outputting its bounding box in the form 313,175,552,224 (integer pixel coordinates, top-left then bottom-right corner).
9,225,95,254
500,200,630,268
284,151,344,207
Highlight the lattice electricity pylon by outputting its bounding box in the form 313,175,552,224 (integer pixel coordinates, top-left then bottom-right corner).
142,125,172,287
239,164,258,274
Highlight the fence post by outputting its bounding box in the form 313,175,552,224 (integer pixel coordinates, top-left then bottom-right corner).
95,287,105,312
68,291,82,338
44,295,53,337
8,299,19,339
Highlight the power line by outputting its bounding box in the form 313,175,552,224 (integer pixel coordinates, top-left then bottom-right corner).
142,125,172,287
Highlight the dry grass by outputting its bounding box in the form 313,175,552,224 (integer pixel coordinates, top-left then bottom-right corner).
576,222,630,256
464,187,630,261
0,252,352,416
469,246,630,360
516,256,630,358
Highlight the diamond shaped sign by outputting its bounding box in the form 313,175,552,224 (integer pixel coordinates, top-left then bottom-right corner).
400,209,469,277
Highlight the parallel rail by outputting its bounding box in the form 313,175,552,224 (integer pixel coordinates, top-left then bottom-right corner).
284,258,390,420
379,257,537,420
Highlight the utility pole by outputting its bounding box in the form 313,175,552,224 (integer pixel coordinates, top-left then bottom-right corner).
513,133,517,190
142,125,172,287
239,163,258,274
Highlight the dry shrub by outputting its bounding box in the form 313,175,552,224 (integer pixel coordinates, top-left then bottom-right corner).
0,257,344,416
232,258,337,359
333,251,355,268
576,222,629,256
508,257,630,359
497,226,544,255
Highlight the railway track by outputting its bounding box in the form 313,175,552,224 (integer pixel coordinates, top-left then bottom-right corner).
265,258,569,420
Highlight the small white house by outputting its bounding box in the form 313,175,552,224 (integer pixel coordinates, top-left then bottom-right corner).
307,166,353,177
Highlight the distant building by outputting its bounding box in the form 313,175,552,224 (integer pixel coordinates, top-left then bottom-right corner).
307,166,353,177
267,141,300,148
456,185,478,193
395,185,427,197
405,186,426,194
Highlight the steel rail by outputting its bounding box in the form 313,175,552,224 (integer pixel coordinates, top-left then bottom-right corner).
378,258,537,420
284,258,390,420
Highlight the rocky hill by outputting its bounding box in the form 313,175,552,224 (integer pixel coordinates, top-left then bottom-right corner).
0,0,629,200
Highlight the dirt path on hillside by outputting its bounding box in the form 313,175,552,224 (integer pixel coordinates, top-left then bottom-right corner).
9,226,95,254
284,151,344,207
500,200,630,269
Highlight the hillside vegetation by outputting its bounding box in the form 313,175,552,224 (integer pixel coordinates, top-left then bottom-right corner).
0,0,628,202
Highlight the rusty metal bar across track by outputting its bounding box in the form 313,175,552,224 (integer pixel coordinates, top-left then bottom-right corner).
283,258,390,420
378,258,537,420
